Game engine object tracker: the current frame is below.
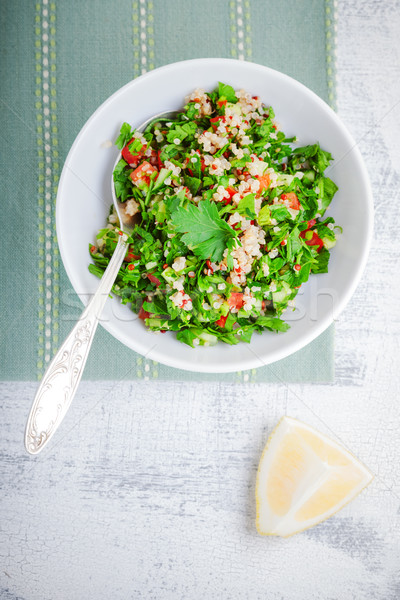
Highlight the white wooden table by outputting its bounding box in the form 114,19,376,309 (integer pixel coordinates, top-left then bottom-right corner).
1,2,400,598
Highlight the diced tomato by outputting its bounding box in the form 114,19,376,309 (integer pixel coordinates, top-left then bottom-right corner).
124,251,140,262
90,245,97,254
146,273,162,287
217,99,227,109
138,305,150,320
206,259,214,273
294,264,301,272
121,138,146,166
127,264,135,271
210,116,222,130
300,229,324,252
215,314,228,327
122,144,136,165
194,150,205,172
223,186,236,205
280,192,301,210
307,219,316,228
228,292,244,309
157,150,164,170
130,161,157,186
256,173,271,193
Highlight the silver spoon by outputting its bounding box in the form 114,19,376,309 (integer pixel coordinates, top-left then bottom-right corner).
24,110,178,455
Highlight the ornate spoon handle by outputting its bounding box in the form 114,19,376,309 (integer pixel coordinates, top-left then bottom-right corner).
25,235,128,455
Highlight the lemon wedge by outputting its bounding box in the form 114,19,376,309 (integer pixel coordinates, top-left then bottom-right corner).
256,416,373,537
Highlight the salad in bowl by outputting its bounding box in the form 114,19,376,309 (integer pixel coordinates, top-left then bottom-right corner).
88,82,340,348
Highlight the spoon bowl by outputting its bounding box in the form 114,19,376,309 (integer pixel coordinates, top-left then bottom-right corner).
111,110,179,234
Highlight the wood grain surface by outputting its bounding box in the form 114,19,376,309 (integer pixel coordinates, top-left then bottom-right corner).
1,1,400,598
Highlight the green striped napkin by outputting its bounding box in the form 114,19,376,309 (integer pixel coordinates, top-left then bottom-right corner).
1,0,337,382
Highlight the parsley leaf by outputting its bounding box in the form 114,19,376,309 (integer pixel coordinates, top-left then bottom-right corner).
237,193,256,219
184,102,198,120
218,82,238,103
171,199,237,262
311,248,330,273
230,156,249,169
176,328,198,348
187,152,201,178
316,176,338,215
257,205,271,226
115,122,133,150
184,174,202,196
254,316,290,332
269,205,293,222
113,159,133,202
292,143,333,173
160,144,179,162
166,122,197,144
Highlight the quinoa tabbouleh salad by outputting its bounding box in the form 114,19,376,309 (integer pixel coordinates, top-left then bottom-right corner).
89,82,340,347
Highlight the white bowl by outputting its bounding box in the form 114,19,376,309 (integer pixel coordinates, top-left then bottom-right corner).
56,58,373,373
